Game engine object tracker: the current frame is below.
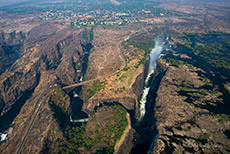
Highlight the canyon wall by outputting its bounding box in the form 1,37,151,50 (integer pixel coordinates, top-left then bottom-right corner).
0,25,90,153
114,113,134,154
0,26,85,117
131,59,149,101
151,60,230,154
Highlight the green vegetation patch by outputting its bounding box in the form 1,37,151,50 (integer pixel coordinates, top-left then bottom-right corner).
214,114,230,123
193,43,222,54
57,105,128,153
104,105,128,142
223,40,230,48
82,28,94,42
192,41,230,69
123,34,155,68
178,86,211,106
175,35,230,69
131,41,154,68
199,133,211,140
85,81,106,99
172,76,222,108
177,113,185,118
57,124,86,154
172,151,179,154
175,36,192,48
208,58,230,68
163,57,195,69
199,76,213,87
130,41,154,53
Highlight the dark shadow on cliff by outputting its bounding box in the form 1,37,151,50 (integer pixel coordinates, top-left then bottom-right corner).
0,88,35,132
131,65,167,154
48,102,69,132
93,101,136,125
171,43,230,115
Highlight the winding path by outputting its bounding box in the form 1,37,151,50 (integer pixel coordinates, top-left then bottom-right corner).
14,32,133,154
62,36,128,91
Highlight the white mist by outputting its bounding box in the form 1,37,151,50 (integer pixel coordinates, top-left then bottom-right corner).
139,35,166,119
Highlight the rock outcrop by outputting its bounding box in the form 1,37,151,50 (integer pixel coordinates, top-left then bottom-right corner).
0,24,89,153
131,60,149,101
84,95,139,117
0,25,86,117
81,27,146,118
151,60,230,154
0,72,63,154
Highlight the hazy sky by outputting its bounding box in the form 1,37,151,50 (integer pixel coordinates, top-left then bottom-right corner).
0,0,46,7
0,0,229,7
0,0,29,6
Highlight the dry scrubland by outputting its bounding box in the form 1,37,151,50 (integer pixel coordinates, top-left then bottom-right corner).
0,0,230,153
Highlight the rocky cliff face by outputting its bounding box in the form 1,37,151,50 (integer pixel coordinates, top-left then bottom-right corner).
0,30,27,73
151,60,230,154
84,96,139,117
0,24,89,153
0,25,86,117
0,44,21,74
82,56,149,119
130,60,168,154
0,30,26,112
0,73,71,154
0,61,40,116
131,59,149,101
114,113,135,154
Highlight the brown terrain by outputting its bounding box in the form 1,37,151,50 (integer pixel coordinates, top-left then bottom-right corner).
81,105,132,154
0,0,230,153
151,59,230,153
81,26,147,118
0,22,91,153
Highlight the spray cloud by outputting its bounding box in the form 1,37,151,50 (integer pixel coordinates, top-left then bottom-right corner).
149,35,166,73
140,34,166,119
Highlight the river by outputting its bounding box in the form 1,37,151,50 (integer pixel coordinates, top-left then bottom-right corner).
0,43,93,133
69,43,93,122
139,34,167,119
0,89,34,133
131,34,168,154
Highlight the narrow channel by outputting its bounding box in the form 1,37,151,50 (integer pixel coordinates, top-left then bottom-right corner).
131,34,168,154
0,88,35,133
69,43,93,122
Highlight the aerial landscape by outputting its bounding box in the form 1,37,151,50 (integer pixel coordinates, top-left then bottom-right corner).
0,0,229,153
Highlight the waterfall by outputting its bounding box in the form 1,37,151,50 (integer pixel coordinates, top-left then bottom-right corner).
79,74,83,82
139,34,166,119
139,87,150,118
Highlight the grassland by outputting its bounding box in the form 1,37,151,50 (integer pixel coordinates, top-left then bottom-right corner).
57,105,128,154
